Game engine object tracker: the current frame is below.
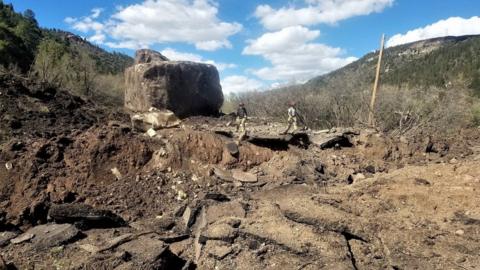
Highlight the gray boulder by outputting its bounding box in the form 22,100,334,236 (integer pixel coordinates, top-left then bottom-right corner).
125,49,224,118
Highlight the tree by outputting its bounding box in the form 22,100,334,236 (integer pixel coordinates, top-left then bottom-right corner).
74,51,98,96
32,38,68,85
23,9,36,23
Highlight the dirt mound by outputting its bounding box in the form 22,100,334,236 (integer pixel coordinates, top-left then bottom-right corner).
0,74,105,143
1,78,480,269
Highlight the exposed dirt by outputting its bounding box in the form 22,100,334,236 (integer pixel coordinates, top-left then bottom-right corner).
1,76,480,269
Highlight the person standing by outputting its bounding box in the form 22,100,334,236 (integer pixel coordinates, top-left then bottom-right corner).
236,103,247,132
235,102,247,144
282,101,298,134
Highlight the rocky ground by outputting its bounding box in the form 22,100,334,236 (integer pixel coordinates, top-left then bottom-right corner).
1,75,480,269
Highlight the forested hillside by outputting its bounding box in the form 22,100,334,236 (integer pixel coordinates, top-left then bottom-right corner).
0,1,133,104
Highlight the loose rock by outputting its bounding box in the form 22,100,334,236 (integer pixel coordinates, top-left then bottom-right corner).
232,170,258,183
0,231,18,247
10,233,34,244
48,203,127,229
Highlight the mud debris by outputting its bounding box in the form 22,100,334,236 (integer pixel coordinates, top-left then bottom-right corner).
2,75,480,269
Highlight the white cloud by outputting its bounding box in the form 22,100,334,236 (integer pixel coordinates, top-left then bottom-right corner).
89,33,106,43
66,8,105,43
195,40,232,51
64,17,76,24
66,0,242,51
387,16,480,47
161,48,204,62
160,48,236,71
243,26,357,81
91,8,103,19
255,0,394,30
221,75,265,95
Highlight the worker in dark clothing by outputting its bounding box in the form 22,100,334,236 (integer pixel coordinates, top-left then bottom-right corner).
236,103,247,133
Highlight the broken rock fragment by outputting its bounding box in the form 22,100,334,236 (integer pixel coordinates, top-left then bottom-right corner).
11,224,81,249
205,240,233,260
131,108,182,132
232,170,257,183
10,233,34,244
0,231,18,247
28,223,81,249
48,203,127,229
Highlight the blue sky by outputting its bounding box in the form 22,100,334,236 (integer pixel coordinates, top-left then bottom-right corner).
6,0,480,94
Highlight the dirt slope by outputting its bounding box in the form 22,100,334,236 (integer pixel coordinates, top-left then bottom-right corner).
1,75,480,269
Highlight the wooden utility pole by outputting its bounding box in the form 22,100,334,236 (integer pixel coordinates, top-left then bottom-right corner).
368,34,385,127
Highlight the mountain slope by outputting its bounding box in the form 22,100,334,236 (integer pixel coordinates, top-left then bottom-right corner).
0,2,133,76
307,35,480,96
0,1,41,71
45,29,133,75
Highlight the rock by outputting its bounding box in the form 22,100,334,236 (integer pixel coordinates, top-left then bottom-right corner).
135,49,169,64
225,142,239,156
48,203,127,229
174,204,188,217
232,170,258,183
206,202,246,224
310,133,353,149
118,235,166,262
27,223,81,249
213,167,233,182
414,178,431,186
5,162,12,171
182,206,196,229
0,256,6,270
157,233,190,244
10,232,34,244
364,165,376,174
205,240,233,260
203,193,230,202
449,158,458,164
118,235,190,268
314,129,330,134
125,49,223,118
200,223,238,243
146,128,157,137
130,217,175,231
115,251,132,262
0,231,18,247
177,190,188,201
347,173,366,184
455,229,465,236
131,109,181,132
80,233,134,254
111,167,122,180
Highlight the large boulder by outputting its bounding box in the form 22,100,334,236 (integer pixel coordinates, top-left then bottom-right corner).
125,49,224,118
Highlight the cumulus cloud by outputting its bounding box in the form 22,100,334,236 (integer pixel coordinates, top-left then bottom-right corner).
221,75,265,95
243,26,357,81
66,0,242,51
65,8,106,43
160,48,236,71
91,8,103,19
255,0,394,30
387,16,480,47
